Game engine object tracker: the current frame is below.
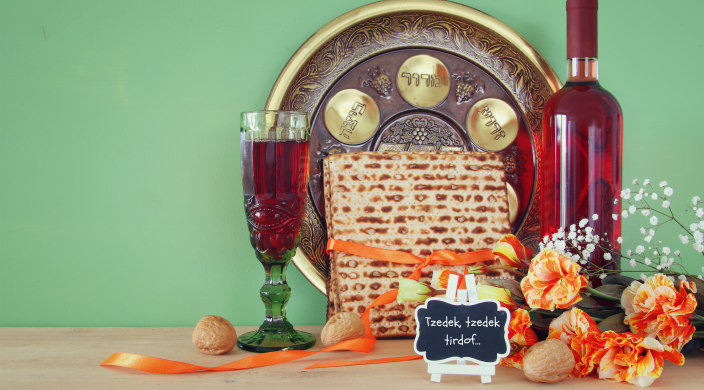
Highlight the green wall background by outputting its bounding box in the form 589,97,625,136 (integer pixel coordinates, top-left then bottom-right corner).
1,0,703,327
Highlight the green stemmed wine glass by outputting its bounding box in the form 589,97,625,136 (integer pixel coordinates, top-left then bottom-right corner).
238,110,316,352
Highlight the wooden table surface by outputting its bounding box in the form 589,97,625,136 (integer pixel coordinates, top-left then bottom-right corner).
0,326,700,389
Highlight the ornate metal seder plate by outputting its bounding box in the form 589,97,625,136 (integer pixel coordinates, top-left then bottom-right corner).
265,0,561,294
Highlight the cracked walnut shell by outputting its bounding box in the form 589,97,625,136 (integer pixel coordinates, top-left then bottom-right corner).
522,339,575,383
192,315,237,355
321,312,366,346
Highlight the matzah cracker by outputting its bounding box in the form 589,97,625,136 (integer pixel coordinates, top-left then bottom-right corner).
323,151,512,338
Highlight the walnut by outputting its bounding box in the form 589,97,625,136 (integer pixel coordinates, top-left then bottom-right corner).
192,315,237,355
523,339,575,383
321,312,366,346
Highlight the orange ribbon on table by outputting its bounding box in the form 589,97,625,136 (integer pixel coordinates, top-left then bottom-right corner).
100,240,494,374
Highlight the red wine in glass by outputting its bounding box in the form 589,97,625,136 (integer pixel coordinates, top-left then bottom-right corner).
238,111,316,352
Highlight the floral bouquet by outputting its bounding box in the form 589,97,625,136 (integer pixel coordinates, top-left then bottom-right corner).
397,179,703,387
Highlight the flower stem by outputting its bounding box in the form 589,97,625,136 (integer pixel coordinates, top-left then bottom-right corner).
587,286,621,302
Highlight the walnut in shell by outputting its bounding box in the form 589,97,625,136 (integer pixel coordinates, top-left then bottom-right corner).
192,315,237,355
523,339,575,383
321,312,366,346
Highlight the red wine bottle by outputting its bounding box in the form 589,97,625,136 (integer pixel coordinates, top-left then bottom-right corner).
541,0,623,277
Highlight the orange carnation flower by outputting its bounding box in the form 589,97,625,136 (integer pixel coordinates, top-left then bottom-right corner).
500,308,537,370
548,308,600,344
593,331,684,387
508,308,538,346
520,249,588,310
548,308,602,377
621,274,697,351
500,346,528,370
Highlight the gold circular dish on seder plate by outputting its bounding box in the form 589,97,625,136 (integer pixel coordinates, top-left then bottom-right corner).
265,0,561,294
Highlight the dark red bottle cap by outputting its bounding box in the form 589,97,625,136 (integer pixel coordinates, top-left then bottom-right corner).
566,0,598,58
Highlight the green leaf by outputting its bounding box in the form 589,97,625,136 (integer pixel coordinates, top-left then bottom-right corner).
576,292,599,309
594,284,626,300
598,313,628,333
602,274,637,287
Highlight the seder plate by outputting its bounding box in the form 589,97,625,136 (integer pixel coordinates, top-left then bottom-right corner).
265,0,561,294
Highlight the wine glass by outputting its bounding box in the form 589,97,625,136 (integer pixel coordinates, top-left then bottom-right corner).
238,110,316,352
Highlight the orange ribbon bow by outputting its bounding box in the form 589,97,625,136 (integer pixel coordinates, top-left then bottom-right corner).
100,240,494,373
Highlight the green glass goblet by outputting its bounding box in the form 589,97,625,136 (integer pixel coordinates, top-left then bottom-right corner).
237,110,316,352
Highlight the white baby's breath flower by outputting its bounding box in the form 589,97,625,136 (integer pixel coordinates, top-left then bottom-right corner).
568,231,577,240
650,216,659,226
695,243,704,253
662,247,671,255
628,205,637,214
691,223,699,232
579,218,588,228
674,250,681,256
693,196,701,205
543,235,550,243
612,213,619,220
651,193,659,200
664,187,674,197
585,226,593,235
599,273,607,280
577,235,585,242
699,221,704,230
555,241,566,252
678,275,687,281
634,193,643,202
604,252,613,261
640,227,647,235
636,245,645,254
586,243,596,253
659,181,668,188
621,189,631,200
539,242,545,251
640,273,648,281
572,254,581,262
697,208,704,218
644,235,653,243
643,179,651,186
546,241,555,249
656,265,662,270
694,230,704,244
649,229,655,236
582,249,591,258
632,178,639,185
662,200,671,208
621,210,629,219
641,209,651,216
680,235,690,244
592,214,599,221
644,258,652,265
617,236,624,244
629,259,637,268
627,249,633,257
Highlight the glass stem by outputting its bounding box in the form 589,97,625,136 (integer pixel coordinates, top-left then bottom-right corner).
255,248,296,333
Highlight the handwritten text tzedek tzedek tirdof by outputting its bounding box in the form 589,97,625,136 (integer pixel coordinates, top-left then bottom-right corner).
424,315,502,346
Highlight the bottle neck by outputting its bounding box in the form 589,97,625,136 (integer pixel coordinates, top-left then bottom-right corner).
567,57,599,82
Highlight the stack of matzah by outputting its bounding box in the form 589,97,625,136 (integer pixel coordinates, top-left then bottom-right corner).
323,151,512,338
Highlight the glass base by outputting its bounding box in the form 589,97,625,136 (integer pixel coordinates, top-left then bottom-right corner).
237,328,316,352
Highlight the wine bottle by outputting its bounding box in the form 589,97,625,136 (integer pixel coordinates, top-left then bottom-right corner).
541,0,623,278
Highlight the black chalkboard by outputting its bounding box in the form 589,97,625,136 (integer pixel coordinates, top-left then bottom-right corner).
414,298,510,364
